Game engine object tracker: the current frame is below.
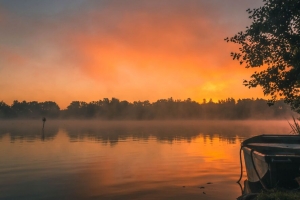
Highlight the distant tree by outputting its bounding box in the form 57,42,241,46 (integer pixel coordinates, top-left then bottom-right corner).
225,0,300,113
66,101,82,117
109,98,121,119
28,101,41,118
40,101,60,118
11,100,31,117
218,98,236,119
0,101,14,118
1,97,294,120
84,102,97,118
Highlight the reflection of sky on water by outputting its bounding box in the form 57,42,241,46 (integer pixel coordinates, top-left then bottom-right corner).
0,120,291,199
0,120,291,144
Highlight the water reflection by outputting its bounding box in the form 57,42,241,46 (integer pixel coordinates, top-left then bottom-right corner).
0,120,58,142
0,120,292,200
0,120,291,144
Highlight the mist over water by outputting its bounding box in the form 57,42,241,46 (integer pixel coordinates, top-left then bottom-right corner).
0,120,291,142
0,120,292,199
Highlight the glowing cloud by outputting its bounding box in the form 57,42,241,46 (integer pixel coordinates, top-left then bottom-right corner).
0,0,265,108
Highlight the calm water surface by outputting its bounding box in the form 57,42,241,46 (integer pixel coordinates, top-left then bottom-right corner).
0,120,291,200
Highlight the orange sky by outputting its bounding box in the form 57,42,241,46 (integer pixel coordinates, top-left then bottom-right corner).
0,0,265,109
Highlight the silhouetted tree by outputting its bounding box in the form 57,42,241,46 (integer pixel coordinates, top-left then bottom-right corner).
0,101,15,118
40,101,60,118
66,101,82,118
225,0,300,112
0,97,295,119
11,100,31,118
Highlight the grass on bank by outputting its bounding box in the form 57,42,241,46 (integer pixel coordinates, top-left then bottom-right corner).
256,189,300,200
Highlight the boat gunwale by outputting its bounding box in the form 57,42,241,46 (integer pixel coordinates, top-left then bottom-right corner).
242,135,300,163
242,134,300,146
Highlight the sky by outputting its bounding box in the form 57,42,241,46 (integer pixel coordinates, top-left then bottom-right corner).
0,0,265,109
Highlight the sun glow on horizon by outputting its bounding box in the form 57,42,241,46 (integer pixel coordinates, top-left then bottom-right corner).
0,1,266,107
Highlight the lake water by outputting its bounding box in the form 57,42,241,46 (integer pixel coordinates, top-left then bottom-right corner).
0,120,291,200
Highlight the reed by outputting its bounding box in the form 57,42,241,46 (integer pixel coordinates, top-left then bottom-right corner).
288,116,300,135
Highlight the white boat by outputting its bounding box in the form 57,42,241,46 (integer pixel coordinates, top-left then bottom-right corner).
240,135,300,189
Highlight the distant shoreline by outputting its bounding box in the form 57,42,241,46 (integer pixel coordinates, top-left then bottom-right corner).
0,98,297,120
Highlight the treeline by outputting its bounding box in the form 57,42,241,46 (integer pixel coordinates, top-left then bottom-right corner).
0,98,295,120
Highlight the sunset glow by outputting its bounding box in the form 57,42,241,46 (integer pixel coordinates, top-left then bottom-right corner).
0,0,265,108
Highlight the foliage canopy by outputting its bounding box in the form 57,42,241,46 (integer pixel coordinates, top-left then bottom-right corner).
0,98,293,119
225,0,300,112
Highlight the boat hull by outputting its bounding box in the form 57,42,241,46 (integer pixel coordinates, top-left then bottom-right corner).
241,135,300,188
